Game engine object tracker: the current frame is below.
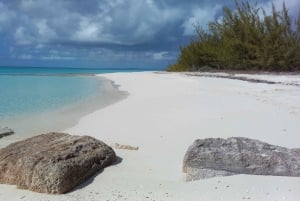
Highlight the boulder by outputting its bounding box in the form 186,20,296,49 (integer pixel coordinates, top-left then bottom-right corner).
183,137,300,181
0,132,116,194
0,127,14,138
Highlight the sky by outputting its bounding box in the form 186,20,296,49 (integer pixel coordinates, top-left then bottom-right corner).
0,0,299,69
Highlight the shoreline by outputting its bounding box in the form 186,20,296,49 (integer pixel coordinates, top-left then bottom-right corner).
1,71,300,201
0,75,127,147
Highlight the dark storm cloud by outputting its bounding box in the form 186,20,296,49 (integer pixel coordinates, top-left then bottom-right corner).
0,0,299,68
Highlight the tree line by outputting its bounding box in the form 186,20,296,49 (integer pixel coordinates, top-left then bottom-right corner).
167,1,300,72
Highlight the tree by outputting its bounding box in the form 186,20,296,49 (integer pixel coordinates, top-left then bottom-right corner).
167,0,300,72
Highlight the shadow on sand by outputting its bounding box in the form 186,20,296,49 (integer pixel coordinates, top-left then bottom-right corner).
69,156,123,193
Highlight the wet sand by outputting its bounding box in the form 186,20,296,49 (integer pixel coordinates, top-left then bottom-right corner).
0,76,127,148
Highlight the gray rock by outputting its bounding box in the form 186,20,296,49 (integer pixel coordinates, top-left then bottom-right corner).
0,127,14,138
183,137,300,181
0,132,116,194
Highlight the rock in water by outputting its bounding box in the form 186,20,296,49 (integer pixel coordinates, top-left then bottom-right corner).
0,127,14,138
183,137,300,181
0,132,116,194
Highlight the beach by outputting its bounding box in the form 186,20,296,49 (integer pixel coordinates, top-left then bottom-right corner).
1,71,300,201
0,75,127,145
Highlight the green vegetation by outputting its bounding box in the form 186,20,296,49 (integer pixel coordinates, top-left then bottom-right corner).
168,1,300,72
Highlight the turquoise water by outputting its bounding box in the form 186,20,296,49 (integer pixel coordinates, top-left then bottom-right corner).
0,75,102,119
0,66,159,136
0,66,161,121
0,66,162,75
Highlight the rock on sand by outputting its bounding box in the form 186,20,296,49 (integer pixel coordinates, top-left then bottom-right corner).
0,132,116,194
183,137,300,181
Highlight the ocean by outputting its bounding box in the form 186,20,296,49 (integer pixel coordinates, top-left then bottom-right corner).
0,75,102,119
0,66,160,137
0,66,161,75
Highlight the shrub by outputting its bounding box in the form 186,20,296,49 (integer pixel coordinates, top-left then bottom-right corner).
168,0,300,72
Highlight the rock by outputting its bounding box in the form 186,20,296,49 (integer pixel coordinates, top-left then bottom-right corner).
0,127,14,138
0,132,116,194
113,143,139,150
183,137,300,181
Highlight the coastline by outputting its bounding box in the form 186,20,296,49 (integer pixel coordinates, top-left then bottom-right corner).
1,71,300,201
0,75,127,147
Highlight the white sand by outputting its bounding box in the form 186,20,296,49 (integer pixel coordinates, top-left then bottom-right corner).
1,72,300,201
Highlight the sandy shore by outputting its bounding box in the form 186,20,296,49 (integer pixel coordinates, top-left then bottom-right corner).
0,76,126,147
1,72,300,201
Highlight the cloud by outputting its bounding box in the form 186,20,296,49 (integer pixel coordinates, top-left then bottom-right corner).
182,5,222,35
41,56,75,60
70,0,183,45
259,0,300,16
35,19,57,41
1,0,184,47
0,2,16,30
0,0,299,67
19,54,33,59
14,27,34,45
3,0,297,46
151,51,169,60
